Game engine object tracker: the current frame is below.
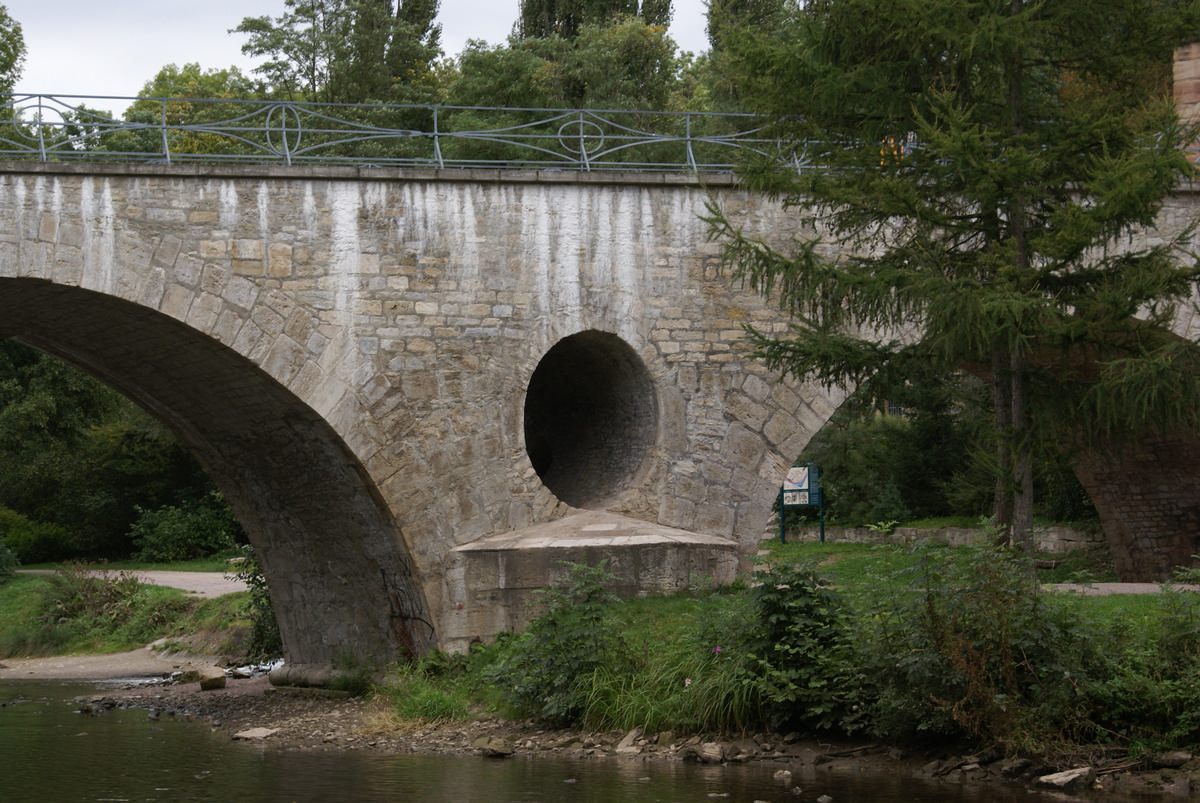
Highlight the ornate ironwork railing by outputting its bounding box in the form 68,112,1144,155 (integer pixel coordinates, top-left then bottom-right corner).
0,94,776,172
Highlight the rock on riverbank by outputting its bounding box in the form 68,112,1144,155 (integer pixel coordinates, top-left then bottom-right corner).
74,675,1198,799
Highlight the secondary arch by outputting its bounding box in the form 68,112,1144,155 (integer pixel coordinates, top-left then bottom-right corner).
0,277,434,672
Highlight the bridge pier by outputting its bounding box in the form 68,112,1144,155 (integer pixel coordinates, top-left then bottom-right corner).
1074,434,1200,581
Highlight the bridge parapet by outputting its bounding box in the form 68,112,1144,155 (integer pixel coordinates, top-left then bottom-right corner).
1,96,774,172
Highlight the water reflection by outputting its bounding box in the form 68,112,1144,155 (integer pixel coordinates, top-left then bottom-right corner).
0,680,1109,802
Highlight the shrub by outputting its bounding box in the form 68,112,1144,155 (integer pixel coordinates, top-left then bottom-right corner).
129,494,239,562
743,561,863,733
486,561,625,725
0,539,16,580
852,539,1098,748
0,562,191,655
229,546,282,661
0,506,73,563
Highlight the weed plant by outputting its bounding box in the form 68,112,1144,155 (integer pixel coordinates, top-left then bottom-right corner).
229,546,282,661
463,547,1200,758
485,561,626,725
0,562,190,656
376,653,475,724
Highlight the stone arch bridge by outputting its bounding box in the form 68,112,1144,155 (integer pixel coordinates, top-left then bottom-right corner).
0,162,1196,676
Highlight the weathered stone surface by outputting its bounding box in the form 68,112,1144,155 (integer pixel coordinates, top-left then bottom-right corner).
233,727,278,740
1036,767,1095,790
197,666,227,690
615,727,643,754
473,735,514,757
1154,750,1194,769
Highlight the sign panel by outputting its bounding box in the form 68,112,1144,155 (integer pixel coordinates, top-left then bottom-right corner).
783,466,809,492
783,490,809,506
780,465,820,507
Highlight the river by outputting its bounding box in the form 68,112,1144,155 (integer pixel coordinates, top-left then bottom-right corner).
1,679,1119,802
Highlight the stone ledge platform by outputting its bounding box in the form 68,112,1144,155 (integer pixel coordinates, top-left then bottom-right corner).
441,510,740,653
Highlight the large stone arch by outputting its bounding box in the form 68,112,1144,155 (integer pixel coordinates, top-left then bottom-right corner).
0,278,435,672
0,163,877,654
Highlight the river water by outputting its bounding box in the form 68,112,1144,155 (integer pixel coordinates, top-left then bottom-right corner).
1,679,1111,803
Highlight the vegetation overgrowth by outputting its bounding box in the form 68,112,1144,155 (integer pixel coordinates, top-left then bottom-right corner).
374,541,1200,761
0,563,253,658
4,539,1200,762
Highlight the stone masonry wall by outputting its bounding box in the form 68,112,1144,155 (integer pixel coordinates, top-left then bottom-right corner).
0,163,842,661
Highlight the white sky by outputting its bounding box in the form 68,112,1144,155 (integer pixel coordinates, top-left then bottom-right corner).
7,0,711,98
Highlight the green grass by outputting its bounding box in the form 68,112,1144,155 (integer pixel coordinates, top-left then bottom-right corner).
0,564,254,659
759,540,923,591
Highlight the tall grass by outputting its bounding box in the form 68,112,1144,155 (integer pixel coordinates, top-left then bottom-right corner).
0,562,233,657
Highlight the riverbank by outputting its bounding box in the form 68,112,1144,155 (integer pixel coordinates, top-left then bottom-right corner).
6,557,1200,799
22,656,1189,801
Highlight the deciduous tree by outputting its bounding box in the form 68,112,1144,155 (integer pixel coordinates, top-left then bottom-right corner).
0,5,23,96
518,0,671,40
233,0,442,102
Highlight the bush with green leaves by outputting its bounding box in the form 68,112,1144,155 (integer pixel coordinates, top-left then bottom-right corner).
0,506,72,564
128,494,240,562
851,539,1103,748
230,546,282,662
0,562,190,656
745,561,863,733
486,561,625,726
0,538,16,580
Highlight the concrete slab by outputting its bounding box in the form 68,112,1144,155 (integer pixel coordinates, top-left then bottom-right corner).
444,510,739,652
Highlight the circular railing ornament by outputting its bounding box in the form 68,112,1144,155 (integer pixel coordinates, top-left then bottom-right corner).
264,104,303,163
11,99,69,150
557,118,605,164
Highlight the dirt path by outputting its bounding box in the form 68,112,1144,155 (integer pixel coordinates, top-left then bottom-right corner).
0,646,218,680
17,569,247,598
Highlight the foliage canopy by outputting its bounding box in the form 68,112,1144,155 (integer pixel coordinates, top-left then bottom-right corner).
710,0,1200,544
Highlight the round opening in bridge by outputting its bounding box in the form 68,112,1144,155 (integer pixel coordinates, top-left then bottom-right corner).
524,330,658,508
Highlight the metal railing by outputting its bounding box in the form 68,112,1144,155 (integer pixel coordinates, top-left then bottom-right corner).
0,94,778,172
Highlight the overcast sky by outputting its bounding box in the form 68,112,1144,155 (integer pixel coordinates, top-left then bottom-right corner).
6,0,711,98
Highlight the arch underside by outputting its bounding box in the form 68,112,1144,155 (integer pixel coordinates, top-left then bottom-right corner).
0,278,434,666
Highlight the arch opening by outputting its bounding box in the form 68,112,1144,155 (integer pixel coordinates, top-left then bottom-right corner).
524,330,657,508
0,278,434,669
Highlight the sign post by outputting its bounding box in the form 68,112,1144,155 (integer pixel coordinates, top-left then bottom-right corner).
779,464,823,544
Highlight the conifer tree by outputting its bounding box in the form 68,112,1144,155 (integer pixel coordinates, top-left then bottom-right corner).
709,0,1200,550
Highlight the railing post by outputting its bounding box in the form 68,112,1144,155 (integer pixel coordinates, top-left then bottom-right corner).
433,106,443,168
35,100,46,162
578,110,589,171
686,113,697,173
280,104,293,167
159,99,171,165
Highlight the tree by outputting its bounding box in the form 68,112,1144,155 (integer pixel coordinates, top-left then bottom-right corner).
704,0,785,111
0,341,227,559
0,5,23,96
233,0,442,103
518,0,672,40
709,0,1200,550
84,64,259,158
446,19,679,110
